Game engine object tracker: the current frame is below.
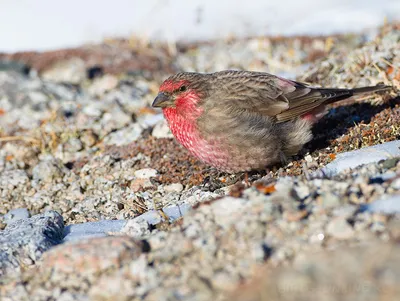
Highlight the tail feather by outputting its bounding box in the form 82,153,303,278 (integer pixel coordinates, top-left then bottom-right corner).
319,84,391,105
276,83,391,123
350,84,392,95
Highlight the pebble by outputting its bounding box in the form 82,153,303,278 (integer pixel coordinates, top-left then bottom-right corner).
320,192,342,208
292,184,310,200
120,218,151,237
391,178,400,190
326,217,355,240
134,168,158,179
88,74,119,96
103,123,143,146
64,137,83,153
304,154,313,163
164,183,184,193
32,157,65,182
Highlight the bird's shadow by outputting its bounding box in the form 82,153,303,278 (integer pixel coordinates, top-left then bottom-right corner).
303,96,400,154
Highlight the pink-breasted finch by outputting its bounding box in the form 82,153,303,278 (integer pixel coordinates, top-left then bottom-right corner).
152,70,391,172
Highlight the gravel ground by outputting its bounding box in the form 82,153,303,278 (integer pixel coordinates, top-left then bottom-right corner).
0,23,399,300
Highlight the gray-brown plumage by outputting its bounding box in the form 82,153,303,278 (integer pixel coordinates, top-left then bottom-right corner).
152,70,391,172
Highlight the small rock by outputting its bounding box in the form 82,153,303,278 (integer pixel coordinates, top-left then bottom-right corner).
138,114,164,128
103,124,143,146
121,218,151,237
320,192,341,208
164,183,184,193
80,130,98,147
293,184,309,200
64,137,83,153
32,158,64,182
88,75,119,97
381,157,400,169
326,217,355,240
83,103,104,117
130,178,154,192
391,178,400,190
332,204,357,218
304,154,313,163
211,271,238,291
134,168,158,179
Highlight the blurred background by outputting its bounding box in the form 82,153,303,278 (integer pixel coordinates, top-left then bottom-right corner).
1,0,400,52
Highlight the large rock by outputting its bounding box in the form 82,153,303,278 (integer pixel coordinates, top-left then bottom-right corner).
0,210,64,278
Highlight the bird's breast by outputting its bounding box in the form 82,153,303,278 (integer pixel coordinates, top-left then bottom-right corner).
162,108,231,168
163,108,205,151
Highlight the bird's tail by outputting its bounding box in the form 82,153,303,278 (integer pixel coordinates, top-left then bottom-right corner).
319,84,392,105
350,84,392,95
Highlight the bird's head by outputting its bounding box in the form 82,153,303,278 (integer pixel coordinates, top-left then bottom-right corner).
152,72,209,118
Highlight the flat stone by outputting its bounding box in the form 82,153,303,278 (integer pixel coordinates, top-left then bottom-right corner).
40,236,145,279
365,195,400,214
320,140,400,176
3,208,30,225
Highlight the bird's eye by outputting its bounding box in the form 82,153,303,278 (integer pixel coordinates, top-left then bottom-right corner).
179,85,187,92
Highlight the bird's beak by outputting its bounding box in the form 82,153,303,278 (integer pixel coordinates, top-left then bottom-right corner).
152,92,172,108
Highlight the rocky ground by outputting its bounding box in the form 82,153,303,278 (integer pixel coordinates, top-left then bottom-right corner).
0,23,399,300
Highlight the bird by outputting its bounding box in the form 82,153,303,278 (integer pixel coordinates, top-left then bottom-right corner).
152,70,391,172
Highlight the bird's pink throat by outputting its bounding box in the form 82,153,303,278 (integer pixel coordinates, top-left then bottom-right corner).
162,90,206,159
164,90,203,121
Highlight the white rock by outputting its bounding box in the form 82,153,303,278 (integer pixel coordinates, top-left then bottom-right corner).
366,195,400,214
120,218,151,237
391,178,400,190
320,140,400,176
164,183,184,193
304,154,313,163
88,75,119,96
138,113,164,128
103,123,143,146
134,168,158,179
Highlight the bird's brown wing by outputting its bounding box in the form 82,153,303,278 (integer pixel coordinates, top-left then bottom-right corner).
211,70,351,123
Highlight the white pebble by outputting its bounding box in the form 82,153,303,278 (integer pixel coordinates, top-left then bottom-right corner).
134,168,158,179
